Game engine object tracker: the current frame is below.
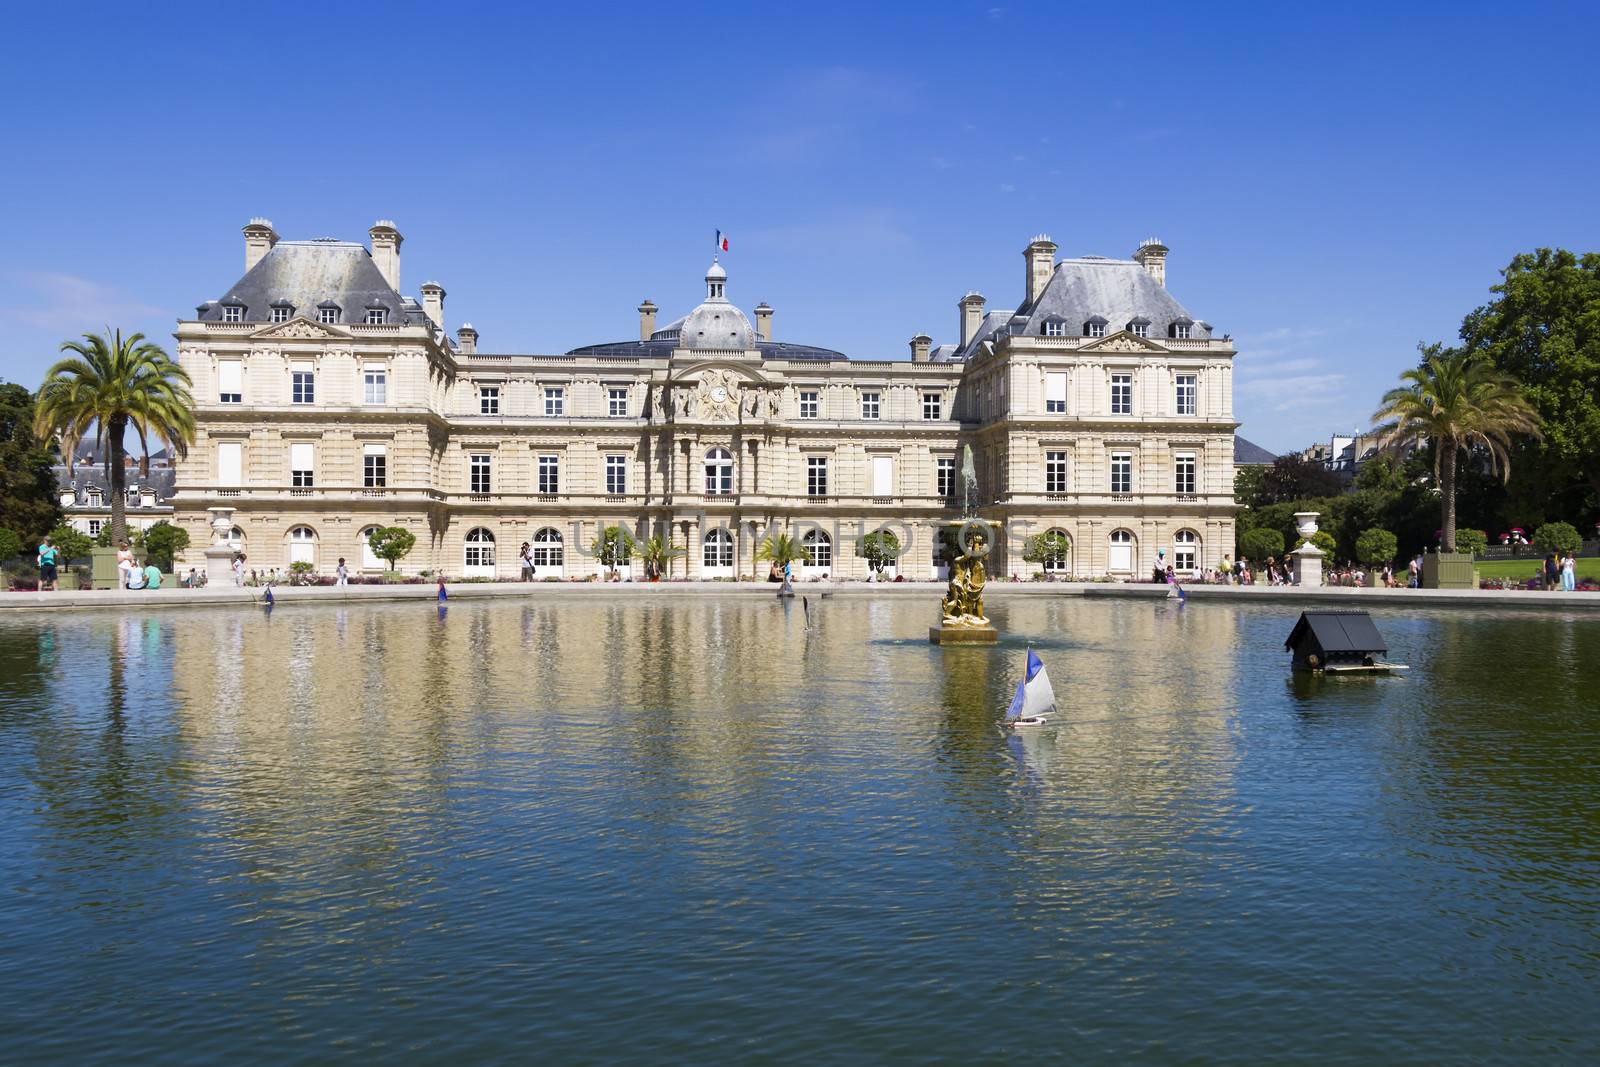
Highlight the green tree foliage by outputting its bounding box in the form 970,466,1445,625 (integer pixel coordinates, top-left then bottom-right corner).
0,526,22,561
1453,529,1488,556
95,524,144,549
1533,521,1581,556
46,523,91,562
755,532,810,567
1461,249,1600,522
1355,528,1399,567
858,528,903,572
1238,527,1284,561
590,525,637,575
1022,530,1072,570
0,382,62,542
1233,464,1268,510
367,526,416,568
1258,455,1345,505
1352,453,1410,495
1308,530,1338,558
1371,345,1542,551
639,535,685,579
34,330,195,546
142,521,189,572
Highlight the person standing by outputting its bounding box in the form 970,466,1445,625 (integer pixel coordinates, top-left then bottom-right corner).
116,540,135,589
336,557,349,587
1220,553,1232,584
233,553,245,587
1544,553,1560,592
36,536,59,591
1561,551,1576,592
519,542,534,581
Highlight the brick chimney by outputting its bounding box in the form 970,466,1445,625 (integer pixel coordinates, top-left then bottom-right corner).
242,218,278,272
638,300,657,342
420,281,445,328
959,292,986,347
369,220,403,291
1133,238,1168,287
457,323,478,354
910,334,932,362
1023,234,1056,306
754,303,773,342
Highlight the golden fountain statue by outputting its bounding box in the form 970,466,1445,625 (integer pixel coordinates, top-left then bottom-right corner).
930,522,999,645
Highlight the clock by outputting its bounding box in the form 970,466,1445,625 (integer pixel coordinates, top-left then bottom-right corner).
710,386,728,403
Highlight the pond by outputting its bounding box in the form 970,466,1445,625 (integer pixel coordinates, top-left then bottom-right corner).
1,595,1597,1063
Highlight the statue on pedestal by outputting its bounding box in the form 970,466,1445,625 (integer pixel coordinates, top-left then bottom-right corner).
940,533,990,626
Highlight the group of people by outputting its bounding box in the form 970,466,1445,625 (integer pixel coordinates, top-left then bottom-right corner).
1544,552,1580,591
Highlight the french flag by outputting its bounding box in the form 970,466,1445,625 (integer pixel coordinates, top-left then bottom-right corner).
715,229,729,252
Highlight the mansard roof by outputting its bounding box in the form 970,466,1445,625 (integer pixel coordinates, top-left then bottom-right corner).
1234,435,1278,465
1013,257,1207,341
196,240,426,326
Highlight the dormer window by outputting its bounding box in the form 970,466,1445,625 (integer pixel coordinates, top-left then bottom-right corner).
1084,317,1107,338
86,488,103,507
1169,319,1194,339
1042,318,1067,337
364,308,387,325
1127,317,1150,338
269,301,295,323
317,302,340,325
222,304,244,323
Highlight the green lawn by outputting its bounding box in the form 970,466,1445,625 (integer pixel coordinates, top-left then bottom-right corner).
1473,557,1600,581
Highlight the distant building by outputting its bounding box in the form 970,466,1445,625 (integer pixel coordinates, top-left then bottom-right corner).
1233,436,1276,468
1297,431,1384,474
54,441,176,540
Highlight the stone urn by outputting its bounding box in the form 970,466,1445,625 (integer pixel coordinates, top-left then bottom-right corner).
203,506,238,585
1291,511,1323,587
1292,511,1320,549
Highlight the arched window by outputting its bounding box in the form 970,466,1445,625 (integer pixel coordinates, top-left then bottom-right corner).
1173,529,1200,573
288,525,317,566
704,448,733,496
703,528,734,575
532,527,564,574
464,527,496,576
360,525,383,570
228,525,245,550
803,530,832,574
1108,529,1135,573
1041,528,1072,575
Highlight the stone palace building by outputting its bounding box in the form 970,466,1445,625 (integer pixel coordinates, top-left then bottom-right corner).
170,219,1237,580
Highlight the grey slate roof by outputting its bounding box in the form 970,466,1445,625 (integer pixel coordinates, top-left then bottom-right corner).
197,240,425,327
1234,435,1277,465
566,339,847,361
1009,257,1209,343
54,457,176,506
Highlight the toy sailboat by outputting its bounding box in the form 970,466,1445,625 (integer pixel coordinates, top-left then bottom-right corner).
1004,648,1056,728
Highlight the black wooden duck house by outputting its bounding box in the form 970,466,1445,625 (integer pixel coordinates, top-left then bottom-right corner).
1284,611,1407,673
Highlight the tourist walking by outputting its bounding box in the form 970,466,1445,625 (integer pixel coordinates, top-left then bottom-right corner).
1220,553,1232,584
336,557,349,587
36,536,59,591
1544,553,1560,591
520,542,534,581
1561,551,1576,592
232,553,245,587
1407,555,1421,588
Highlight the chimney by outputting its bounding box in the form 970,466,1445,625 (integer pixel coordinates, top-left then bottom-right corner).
1133,237,1168,287
754,303,773,342
242,217,278,272
457,323,478,354
1023,234,1057,306
420,281,445,328
910,333,932,363
637,300,658,342
959,291,986,347
369,220,403,291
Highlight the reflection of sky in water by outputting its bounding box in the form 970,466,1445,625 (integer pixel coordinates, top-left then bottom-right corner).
0,597,1596,1064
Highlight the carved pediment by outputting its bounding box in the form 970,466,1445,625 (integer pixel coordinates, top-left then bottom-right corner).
251,316,345,340
686,367,742,422
1081,330,1166,354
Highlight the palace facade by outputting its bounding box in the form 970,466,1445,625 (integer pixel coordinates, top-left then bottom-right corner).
170,220,1237,580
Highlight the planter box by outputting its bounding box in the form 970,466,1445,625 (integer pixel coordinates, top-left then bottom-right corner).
1423,551,1476,589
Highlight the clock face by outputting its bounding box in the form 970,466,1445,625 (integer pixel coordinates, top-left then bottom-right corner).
710,386,728,403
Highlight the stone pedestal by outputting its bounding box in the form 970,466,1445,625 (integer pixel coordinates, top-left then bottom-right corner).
929,624,998,645
204,545,237,586
1292,543,1324,587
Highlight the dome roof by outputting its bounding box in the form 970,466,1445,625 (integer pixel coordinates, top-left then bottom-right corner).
705,259,727,281
678,302,755,350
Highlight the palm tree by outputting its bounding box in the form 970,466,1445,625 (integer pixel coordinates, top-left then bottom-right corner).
755,531,811,570
639,535,686,580
1371,345,1541,552
35,330,196,546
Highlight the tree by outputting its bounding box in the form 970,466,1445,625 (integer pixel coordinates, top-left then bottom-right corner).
591,525,637,578
638,535,685,580
755,531,810,568
1461,249,1600,522
1352,453,1410,495
1021,531,1071,575
1355,528,1399,567
1238,527,1284,561
1371,345,1542,552
47,523,91,563
1453,529,1488,556
95,524,144,549
142,521,190,572
0,382,62,542
0,526,21,562
858,528,902,574
366,526,416,569
1259,455,1345,505
34,330,195,546
1308,530,1338,558
1533,521,1581,557
1233,464,1268,509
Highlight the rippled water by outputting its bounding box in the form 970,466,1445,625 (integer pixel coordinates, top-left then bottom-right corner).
1,595,1597,1063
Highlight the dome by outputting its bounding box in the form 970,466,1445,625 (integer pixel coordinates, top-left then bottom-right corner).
678,302,755,350
705,259,727,281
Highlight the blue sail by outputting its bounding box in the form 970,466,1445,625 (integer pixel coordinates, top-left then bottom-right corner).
1005,679,1026,721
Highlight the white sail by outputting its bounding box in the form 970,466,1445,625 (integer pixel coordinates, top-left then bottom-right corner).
1021,663,1055,718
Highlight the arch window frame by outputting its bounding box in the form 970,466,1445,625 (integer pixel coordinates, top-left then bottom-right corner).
802,529,833,575
702,527,735,576
704,447,734,496
464,527,496,576
531,527,564,574
287,525,317,566
1173,529,1200,573
1041,527,1072,575
1108,528,1135,574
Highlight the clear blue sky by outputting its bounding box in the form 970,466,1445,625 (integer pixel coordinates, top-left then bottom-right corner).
2,1,1596,453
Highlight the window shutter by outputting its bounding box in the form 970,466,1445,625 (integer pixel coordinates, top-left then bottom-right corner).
872,456,894,496
217,442,242,485
217,361,242,395
1045,372,1067,404
290,442,314,471
363,443,386,457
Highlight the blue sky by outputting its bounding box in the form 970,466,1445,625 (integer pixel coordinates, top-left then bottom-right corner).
1,1,1596,453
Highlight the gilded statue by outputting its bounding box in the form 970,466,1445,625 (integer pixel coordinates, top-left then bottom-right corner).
940,532,990,626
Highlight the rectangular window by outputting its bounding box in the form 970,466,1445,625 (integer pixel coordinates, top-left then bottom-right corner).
1175,452,1196,495
807,456,828,497
1111,452,1133,494
291,370,315,404
222,305,243,323
871,455,893,496
1044,320,1066,337
1110,373,1132,415
217,361,242,404
1173,323,1192,339
1175,374,1197,416
1045,372,1067,414
861,391,880,420
1086,321,1106,338
608,388,628,417
799,390,818,419
318,307,338,325
1131,321,1149,338
363,369,387,404
605,454,627,495
469,453,492,494
217,441,242,486
290,442,314,488
88,519,102,537
937,457,955,499
544,387,565,416
480,386,500,415
1045,451,1068,494
364,308,386,325
363,444,387,488
922,392,942,421
537,454,560,494
271,306,291,324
